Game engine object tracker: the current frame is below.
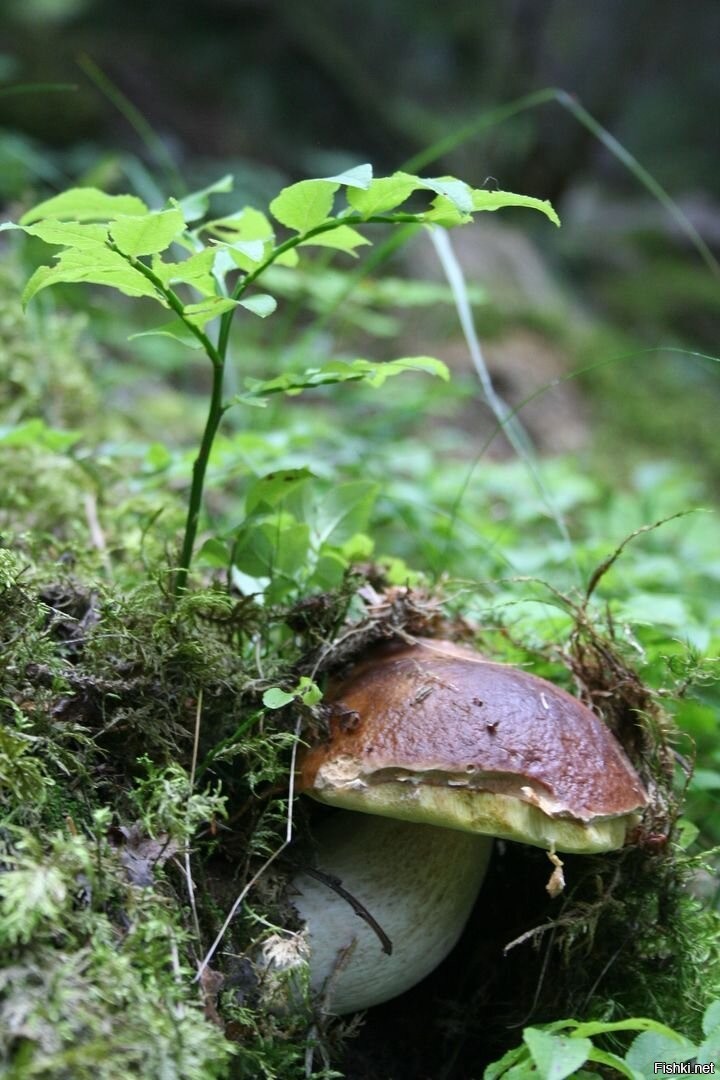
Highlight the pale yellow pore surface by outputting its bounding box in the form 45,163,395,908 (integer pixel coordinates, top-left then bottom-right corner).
309,771,639,854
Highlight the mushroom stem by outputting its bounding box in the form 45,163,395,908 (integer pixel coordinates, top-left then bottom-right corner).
291,811,492,1015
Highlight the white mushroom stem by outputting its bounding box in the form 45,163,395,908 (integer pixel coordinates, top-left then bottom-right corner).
290,811,492,1015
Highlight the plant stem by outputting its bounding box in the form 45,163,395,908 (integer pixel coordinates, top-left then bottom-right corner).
110,245,227,594
129,212,434,593
174,357,227,595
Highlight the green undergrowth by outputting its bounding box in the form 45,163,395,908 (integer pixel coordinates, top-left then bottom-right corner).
1,526,720,1077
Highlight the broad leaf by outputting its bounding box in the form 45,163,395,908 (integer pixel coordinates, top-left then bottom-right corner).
418,176,474,212
523,1029,592,1080
222,238,268,270
625,1030,697,1072
698,1008,720,1067
262,687,295,709
471,188,560,226
310,549,348,589
323,163,373,189
22,248,164,306
347,172,418,217
0,219,109,249
422,196,473,226
182,296,238,328
299,225,371,255
585,1048,643,1080
703,1001,720,1037
314,481,378,545
178,174,233,223
129,321,204,350
245,469,315,516
205,208,274,270
204,207,274,243
196,537,230,568
110,207,186,256
20,187,148,225
269,179,338,232
275,247,299,267
233,516,311,583
238,293,277,318
483,1044,528,1080
152,248,217,295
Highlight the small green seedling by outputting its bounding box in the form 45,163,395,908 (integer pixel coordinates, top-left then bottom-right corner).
2,167,558,593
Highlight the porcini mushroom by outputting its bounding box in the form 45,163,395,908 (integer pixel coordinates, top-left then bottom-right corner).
290,638,648,1015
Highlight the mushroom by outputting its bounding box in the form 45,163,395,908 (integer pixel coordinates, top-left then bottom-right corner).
289,638,648,1015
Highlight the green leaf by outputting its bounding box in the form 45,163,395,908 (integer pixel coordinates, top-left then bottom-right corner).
205,207,274,270
269,179,338,232
233,517,311,584
0,418,80,451
195,538,230,568
238,293,277,318
222,239,267,270
471,188,560,227
625,1030,697,1072
20,187,148,224
246,469,315,516
697,1002,720,1067
336,355,450,387
178,174,233,223
297,677,323,706
689,769,720,791
523,1029,592,1080
234,355,449,404
310,549,348,589
347,172,418,217
585,1048,643,1080
110,207,186,256
315,481,379,545
1,218,109,249
128,321,204,350
670,816,699,849
483,1043,529,1080
323,163,373,189
205,207,274,243
703,1001,720,1038
208,205,276,239
152,248,217,295
275,247,299,267
418,176,474,212
573,1018,689,1039
182,296,238,328
698,1024,720,1068
262,687,295,709
22,248,164,306
422,195,473,227
299,225,371,256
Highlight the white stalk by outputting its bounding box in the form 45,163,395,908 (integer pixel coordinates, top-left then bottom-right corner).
290,811,492,1015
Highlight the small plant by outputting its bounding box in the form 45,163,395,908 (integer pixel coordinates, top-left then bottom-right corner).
2,167,558,593
485,1002,720,1078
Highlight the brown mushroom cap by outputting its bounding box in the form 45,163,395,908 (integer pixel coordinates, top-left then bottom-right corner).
298,639,648,854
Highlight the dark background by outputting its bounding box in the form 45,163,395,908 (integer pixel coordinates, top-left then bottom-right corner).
2,0,719,204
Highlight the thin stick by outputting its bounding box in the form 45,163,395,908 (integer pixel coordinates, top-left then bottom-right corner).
195,717,302,981
83,492,112,578
185,691,204,953
189,689,203,791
